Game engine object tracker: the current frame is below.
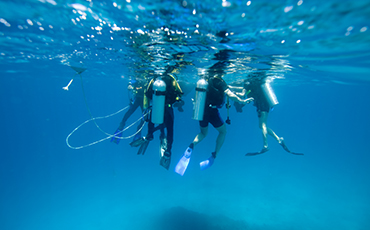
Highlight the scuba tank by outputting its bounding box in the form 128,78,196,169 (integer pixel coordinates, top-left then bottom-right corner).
192,78,208,121
151,78,166,124
261,82,279,107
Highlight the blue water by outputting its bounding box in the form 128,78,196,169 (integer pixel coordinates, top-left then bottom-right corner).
1,0,370,229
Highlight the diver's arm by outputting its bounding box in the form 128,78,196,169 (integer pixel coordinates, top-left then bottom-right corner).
228,85,244,91
228,85,246,97
225,88,253,104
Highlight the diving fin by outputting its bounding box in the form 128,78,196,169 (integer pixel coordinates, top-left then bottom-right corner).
245,151,265,156
160,136,167,158
111,128,123,145
137,140,150,155
159,137,171,170
280,138,304,156
160,151,171,170
245,147,269,156
200,155,215,171
70,66,87,74
130,137,146,147
175,147,192,176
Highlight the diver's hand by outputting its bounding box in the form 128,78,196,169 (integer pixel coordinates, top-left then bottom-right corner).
247,97,254,103
238,88,247,97
242,97,254,104
173,99,185,112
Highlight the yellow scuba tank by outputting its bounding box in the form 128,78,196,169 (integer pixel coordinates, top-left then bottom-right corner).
152,78,166,124
192,78,208,121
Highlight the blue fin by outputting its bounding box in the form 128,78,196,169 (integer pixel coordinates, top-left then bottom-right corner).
175,147,192,176
200,156,215,170
111,129,123,145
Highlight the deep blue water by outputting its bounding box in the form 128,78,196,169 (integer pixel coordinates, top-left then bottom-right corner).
1,1,370,230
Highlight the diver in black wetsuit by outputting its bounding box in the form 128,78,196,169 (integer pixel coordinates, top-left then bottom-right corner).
132,65,184,169
111,78,147,144
175,53,253,175
194,71,253,170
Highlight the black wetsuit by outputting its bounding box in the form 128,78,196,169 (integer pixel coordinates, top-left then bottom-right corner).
200,76,228,128
119,80,146,131
145,74,183,153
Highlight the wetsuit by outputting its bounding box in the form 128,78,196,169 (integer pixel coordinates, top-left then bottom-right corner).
200,76,228,128
118,80,146,130
145,74,183,153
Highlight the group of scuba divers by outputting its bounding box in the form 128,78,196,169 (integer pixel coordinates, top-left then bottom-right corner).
110,64,303,175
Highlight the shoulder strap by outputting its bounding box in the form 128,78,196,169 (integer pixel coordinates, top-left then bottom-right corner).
146,78,154,92
168,74,183,94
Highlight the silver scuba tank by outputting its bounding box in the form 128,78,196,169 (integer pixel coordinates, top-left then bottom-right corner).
192,78,208,121
261,82,279,107
151,79,166,124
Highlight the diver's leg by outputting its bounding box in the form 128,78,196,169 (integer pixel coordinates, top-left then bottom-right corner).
259,111,290,152
159,108,174,170
118,103,139,130
214,123,227,157
192,107,210,147
146,119,155,141
165,107,174,153
258,111,269,150
112,103,138,144
135,101,145,131
267,127,281,143
260,111,281,143
198,123,224,171
132,102,145,140
192,126,208,147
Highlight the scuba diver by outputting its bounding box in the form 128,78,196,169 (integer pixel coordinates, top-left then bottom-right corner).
131,65,184,170
175,63,254,176
233,74,303,156
111,78,147,144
